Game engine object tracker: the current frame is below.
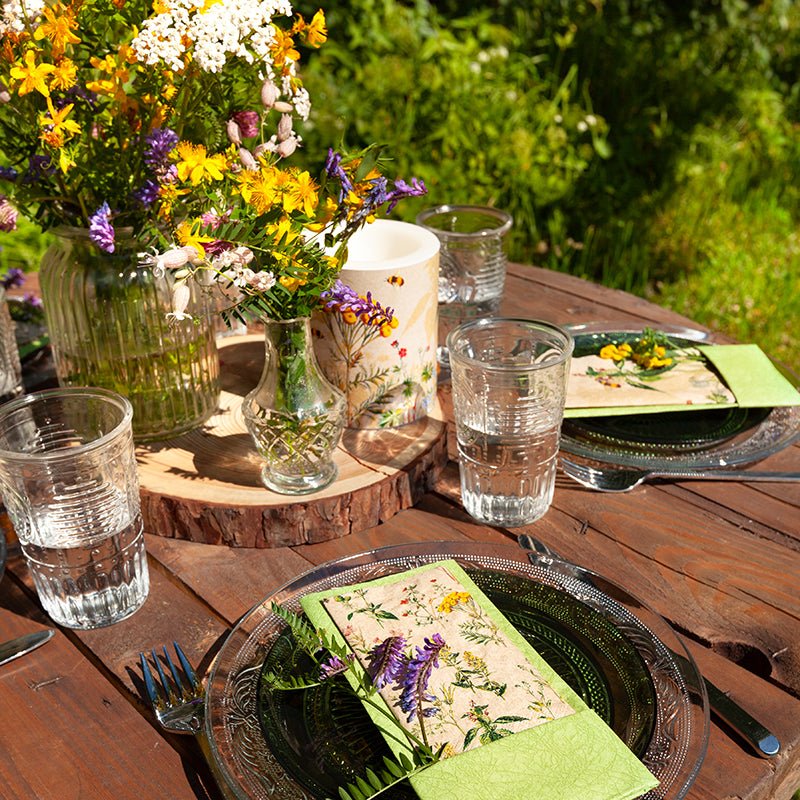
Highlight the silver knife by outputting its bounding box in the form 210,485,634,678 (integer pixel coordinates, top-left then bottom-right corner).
516,533,781,758
0,629,55,667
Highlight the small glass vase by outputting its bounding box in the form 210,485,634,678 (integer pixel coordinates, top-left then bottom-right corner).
39,227,220,442
242,317,346,494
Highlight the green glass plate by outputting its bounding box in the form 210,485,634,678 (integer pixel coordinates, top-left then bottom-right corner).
256,569,656,800
561,323,799,467
204,542,709,800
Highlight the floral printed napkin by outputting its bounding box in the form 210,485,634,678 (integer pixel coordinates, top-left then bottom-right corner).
301,560,659,800
565,341,800,418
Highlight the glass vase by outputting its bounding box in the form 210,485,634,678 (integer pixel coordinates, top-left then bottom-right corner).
39,227,220,442
242,317,346,494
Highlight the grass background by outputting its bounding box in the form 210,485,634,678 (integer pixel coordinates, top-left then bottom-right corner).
2,0,797,375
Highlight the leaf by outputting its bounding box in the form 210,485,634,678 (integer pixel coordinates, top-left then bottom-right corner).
494,715,529,724
383,756,404,778
463,728,478,749
366,768,382,791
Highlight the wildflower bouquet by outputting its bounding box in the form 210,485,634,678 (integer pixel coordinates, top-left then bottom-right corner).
0,0,425,323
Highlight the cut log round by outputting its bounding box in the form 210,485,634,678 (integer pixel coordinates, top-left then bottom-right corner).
136,335,449,547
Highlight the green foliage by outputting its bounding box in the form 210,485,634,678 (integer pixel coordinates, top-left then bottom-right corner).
296,0,800,371
295,0,607,259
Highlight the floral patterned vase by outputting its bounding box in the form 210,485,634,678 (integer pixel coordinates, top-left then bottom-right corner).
242,316,346,494
39,227,220,442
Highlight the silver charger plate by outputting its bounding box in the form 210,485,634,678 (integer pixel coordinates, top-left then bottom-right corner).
203,541,709,800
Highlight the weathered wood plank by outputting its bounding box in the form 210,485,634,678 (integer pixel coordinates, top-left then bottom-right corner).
0,576,220,800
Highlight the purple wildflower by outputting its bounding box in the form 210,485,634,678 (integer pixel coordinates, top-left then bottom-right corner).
23,292,42,309
1,267,24,288
0,197,17,232
394,634,445,724
133,178,160,208
366,636,407,689
386,177,427,213
89,202,115,253
319,653,353,680
320,280,395,327
324,148,353,200
144,128,179,171
232,110,260,138
0,166,18,181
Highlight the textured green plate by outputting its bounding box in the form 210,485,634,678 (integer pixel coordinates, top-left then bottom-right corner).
257,569,656,800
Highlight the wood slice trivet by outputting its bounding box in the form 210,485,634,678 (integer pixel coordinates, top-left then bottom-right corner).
136,334,449,547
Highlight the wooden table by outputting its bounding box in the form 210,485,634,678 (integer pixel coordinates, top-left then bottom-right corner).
1,263,799,800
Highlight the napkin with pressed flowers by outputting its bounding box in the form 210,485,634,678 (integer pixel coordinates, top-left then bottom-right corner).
565,332,799,418
300,560,659,800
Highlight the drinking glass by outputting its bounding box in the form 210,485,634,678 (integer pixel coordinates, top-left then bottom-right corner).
0,387,149,628
416,205,513,370
447,318,573,527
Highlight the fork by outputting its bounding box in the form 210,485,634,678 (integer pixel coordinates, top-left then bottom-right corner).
561,456,800,492
139,642,205,735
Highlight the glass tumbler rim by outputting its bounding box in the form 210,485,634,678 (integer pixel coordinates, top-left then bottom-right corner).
446,317,574,372
0,386,134,463
416,204,513,239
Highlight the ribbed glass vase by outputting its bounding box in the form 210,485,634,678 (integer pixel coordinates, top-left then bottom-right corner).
39,227,220,441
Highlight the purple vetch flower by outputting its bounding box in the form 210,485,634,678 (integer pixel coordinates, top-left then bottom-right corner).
133,178,160,208
0,197,17,232
366,636,407,689
23,292,42,309
0,166,18,181
394,634,445,724
144,128,179,171
386,177,427,213
89,202,115,253
319,653,354,680
324,148,354,200
233,110,260,138
320,280,396,327
1,267,24,288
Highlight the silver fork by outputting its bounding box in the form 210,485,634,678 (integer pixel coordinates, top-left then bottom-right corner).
139,642,205,735
561,456,800,492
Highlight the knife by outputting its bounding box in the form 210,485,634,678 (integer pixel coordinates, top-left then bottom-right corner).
516,533,782,758
0,629,55,667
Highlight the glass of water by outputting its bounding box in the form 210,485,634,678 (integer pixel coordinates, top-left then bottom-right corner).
447,318,573,527
0,387,149,628
416,205,513,372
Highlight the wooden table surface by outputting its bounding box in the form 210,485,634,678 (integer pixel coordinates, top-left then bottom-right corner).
1,263,799,800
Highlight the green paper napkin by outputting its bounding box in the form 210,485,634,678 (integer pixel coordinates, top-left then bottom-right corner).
300,560,659,800
565,343,799,418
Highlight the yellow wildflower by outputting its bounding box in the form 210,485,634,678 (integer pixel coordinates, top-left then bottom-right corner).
294,9,327,47
598,342,632,361
245,166,280,214
175,220,214,258
58,146,76,173
270,26,299,68
49,58,77,90
39,98,81,148
279,271,308,292
153,0,170,11
267,216,301,244
437,591,471,613
10,50,56,97
33,3,81,58
173,141,227,185
283,170,318,216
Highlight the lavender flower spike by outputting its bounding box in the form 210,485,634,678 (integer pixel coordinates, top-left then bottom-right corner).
89,202,115,253
395,634,445,724
319,653,353,680
366,635,407,689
